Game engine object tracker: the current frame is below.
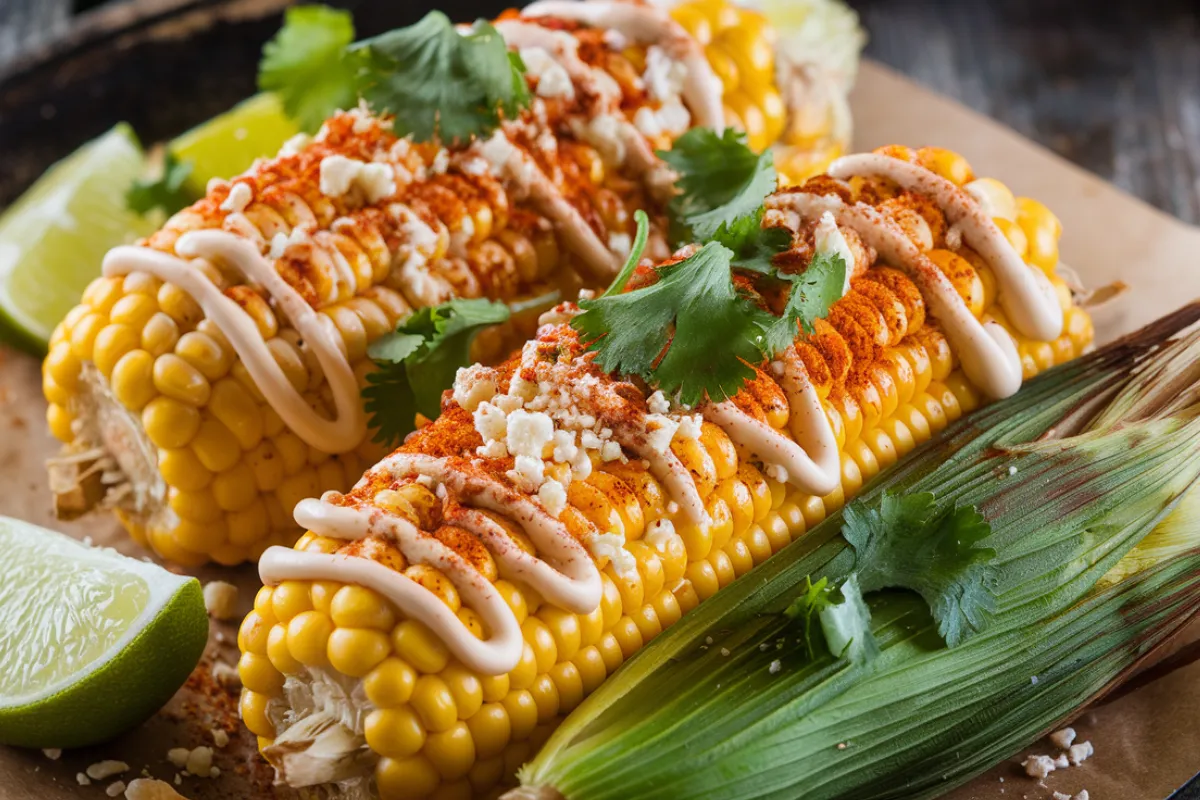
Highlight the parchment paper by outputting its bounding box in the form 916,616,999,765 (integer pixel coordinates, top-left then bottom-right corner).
2,59,1199,800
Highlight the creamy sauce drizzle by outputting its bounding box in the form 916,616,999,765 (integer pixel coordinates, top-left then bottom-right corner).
828,154,1063,342
259,452,604,674
521,0,726,130
767,191,1025,399
102,231,367,452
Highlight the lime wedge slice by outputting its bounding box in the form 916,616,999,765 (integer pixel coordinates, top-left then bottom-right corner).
0,124,157,354
168,92,299,195
0,517,208,748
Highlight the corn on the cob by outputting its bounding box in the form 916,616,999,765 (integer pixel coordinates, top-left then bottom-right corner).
41,1,807,567
237,146,1094,799
511,305,1200,800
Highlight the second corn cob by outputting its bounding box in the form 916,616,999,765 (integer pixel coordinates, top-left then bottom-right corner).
238,146,1094,799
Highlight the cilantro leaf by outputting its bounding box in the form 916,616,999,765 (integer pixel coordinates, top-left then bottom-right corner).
599,210,651,298
572,242,772,405
363,298,511,446
842,491,998,648
351,12,531,146
659,128,778,245
759,250,848,354
711,209,793,275
258,5,358,132
126,153,196,217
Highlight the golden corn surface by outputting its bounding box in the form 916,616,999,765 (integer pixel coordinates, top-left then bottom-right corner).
42,2,795,567
239,146,1094,800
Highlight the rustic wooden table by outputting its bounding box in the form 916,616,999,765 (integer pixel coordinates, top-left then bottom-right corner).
3,0,1200,223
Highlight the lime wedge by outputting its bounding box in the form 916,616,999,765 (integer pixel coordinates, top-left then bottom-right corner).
0,517,208,748
168,92,299,195
0,124,157,354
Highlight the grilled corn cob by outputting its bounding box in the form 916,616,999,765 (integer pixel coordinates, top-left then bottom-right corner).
41,2,810,567
237,146,1094,799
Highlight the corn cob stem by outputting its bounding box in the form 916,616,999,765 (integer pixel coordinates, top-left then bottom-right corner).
238,147,1093,799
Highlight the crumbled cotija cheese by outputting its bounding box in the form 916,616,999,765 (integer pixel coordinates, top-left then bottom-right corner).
538,479,568,518
86,761,129,781
1020,755,1057,779
219,182,253,213
587,532,637,578
319,155,396,203
453,365,499,412
1068,741,1094,765
202,581,238,620
1049,727,1076,750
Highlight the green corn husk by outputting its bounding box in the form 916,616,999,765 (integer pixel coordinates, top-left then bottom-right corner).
508,304,1200,800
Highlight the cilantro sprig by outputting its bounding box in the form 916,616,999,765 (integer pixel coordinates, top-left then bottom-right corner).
258,6,531,145
842,490,998,648
258,5,358,133
571,132,846,404
126,153,196,217
363,298,511,446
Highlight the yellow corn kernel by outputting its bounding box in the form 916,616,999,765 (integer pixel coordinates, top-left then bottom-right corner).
47,403,74,442
917,147,973,185
393,620,452,675
328,627,392,677
412,675,458,733
175,331,232,382
240,690,274,738
716,26,773,89
272,580,313,622
239,609,273,654
964,177,1017,221
377,755,441,800
142,396,201,449
108,292,158,330
366,657,419,708
158,447,212,491
228,500,271,546
286,610,334,667
331,585,397,630
994,218,1029,260
238,652,284,695
705,43,739,94
152,353,211,406
92,323,140,378
191,418,242,473
207,378,264,450
69,312,106,362
81,276,123,313
212,462,258,511
140,312,180,356
110,350,158,411
671,4,713,45
424,722,475,780
1016,197,1061,272
367,707,427,759
440,664,484,721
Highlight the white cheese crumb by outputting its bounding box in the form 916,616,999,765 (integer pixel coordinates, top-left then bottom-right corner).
107,781,127,797
319,155,359,197
1053,793,1072,800
1021,755,1057,779
474,402,509,443
431,149,450,174
508,455,546,492
765,463,790,484
211,661,241,690
643,46,687,102
1031,675,1039,684
538,479,568,518
453,365,498,412
87,761,129,781
521,47,575,100
1068,741,1093,766
587,532,638,578
319,155,395,202
644,519,676,549
77,773,91,786
551,429,579,463
600,440,624,462
507,409,555,459
676,415,702,440
166,748,190,769
1049,727,1076,750
202,580,239,621
279,132,312,157
647,390,670,415
667,501,680,515
268,227,310,259
579,113,627,166
768,659,781,674
219,182,252,213
42,748,62,760
1008,465,1018,476
1053,754,1070,769
478,439,510,459
185,746,214,777
211,728,230,749
1074,792,1090,800
719,647,730,656
644,414,680,454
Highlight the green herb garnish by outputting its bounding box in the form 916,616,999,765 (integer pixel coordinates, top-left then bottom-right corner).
125,153,196,217
258,5,358,133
